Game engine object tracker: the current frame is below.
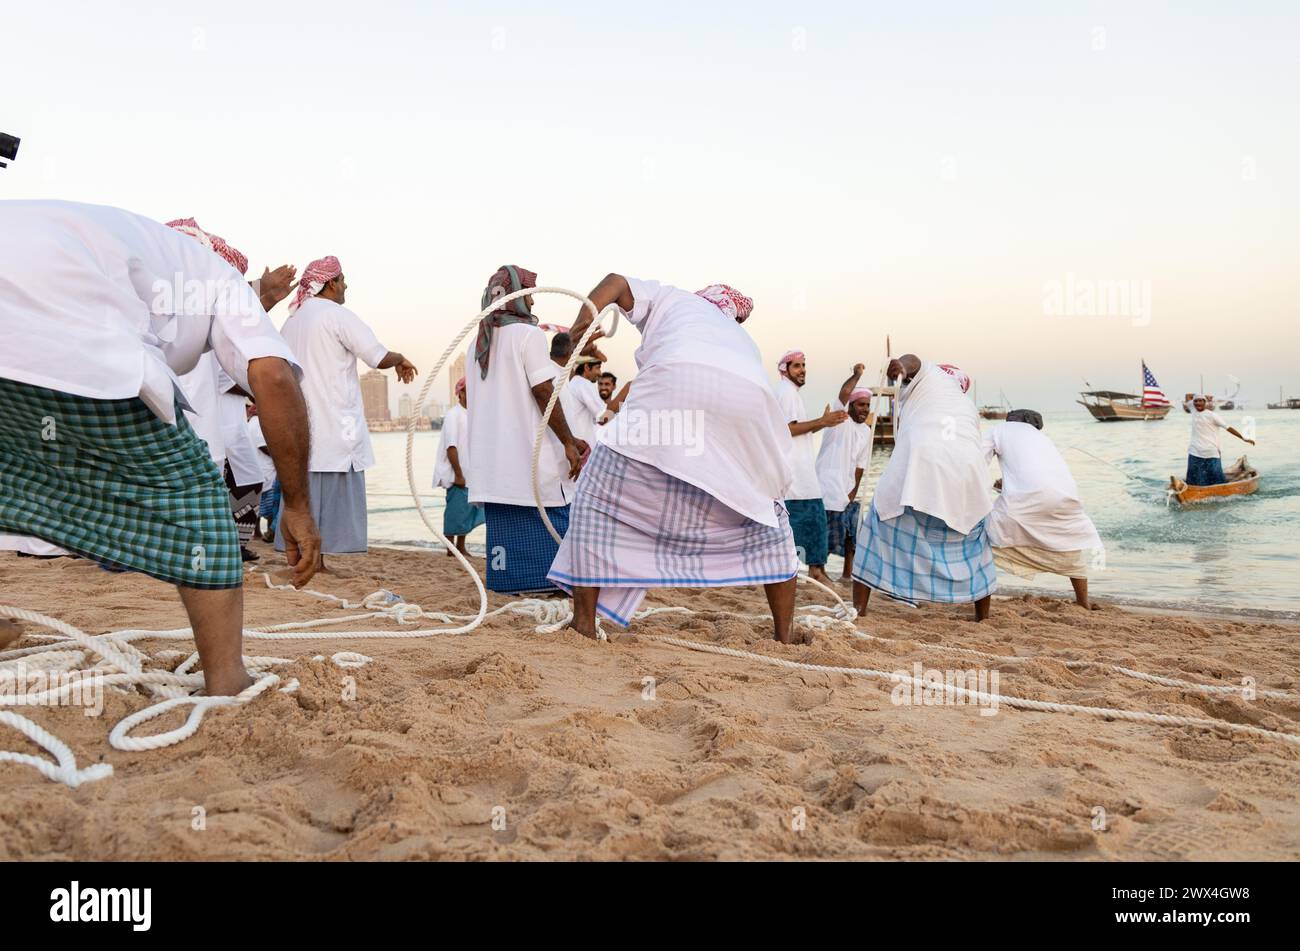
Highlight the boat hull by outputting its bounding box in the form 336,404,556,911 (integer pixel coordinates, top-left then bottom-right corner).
1168,457,1259,505
1079,400,1172,421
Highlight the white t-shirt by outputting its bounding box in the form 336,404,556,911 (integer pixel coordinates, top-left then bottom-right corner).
815,400,871,512
600,278,794,527
1188,410,1228,459
178,352,227,466
433,402,469,490
217,368,263,487
278,297,388,473
982,421,1102,551
246,415,279,487
465,323,572,507
775,377,823,501
0,200,295,424
558,372,606,448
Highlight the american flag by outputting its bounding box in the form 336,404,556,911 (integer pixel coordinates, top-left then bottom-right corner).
1141,360,1169,406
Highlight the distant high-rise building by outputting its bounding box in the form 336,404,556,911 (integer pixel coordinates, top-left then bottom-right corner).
398,393,413,419
360,369,390,421
449,353,466,405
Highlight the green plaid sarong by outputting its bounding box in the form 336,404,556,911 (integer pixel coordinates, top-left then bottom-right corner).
0,378,242,588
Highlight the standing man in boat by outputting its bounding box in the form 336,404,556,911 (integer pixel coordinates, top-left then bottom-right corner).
1186,395,1255,486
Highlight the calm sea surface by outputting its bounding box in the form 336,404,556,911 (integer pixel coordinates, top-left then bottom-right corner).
365,408,1300,619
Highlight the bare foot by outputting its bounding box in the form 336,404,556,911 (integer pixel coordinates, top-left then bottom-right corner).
0,619,22,650
565,620,601,641
205,670,255,697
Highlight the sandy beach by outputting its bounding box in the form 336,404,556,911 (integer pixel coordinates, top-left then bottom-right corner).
2,544,1298,861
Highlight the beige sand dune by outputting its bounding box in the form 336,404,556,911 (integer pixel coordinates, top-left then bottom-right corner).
1,544,1297,860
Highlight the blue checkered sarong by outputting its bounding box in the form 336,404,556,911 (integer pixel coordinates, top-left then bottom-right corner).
827,500,861,557
851,502,996,604
443,484,486,536
548,445,798,626
483,501,569,594
785,497,829,566
0,378,241,588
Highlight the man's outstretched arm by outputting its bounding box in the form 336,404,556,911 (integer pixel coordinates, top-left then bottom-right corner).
570,273,634,353
838,363,866,406
246,356,320,587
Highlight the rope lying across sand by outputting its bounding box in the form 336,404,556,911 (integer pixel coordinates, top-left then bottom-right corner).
3,286,1298,788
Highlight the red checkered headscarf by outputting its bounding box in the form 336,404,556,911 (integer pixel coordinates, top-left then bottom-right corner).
777,349,805,378
474,265,538,379
166,217,248,275
695,284,754,323
937,363,971,394
290,255,342,314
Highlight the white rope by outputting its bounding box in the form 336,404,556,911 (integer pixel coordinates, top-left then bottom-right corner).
643,635,1300,748
3,288,1296,789
845,628,1300,702
530,297,621,543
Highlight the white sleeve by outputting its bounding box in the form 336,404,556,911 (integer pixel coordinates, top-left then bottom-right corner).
334,307,389,368
579,381,606,419
854,426,873,467
623,277,672,329
523,329,557,389
981,426,999,464
209,308,300,396
444,411,464,450
775,381,799,423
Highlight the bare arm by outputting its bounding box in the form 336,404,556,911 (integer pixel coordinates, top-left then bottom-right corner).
791,403,848,436
570,273,634,354
604,381,632,416
838,363,866,406
531,379,587,479
254,265,297,313
847,466,865,503
447,445,466,486
1226,426,1256,445
377,351,417,384
246,357,319,587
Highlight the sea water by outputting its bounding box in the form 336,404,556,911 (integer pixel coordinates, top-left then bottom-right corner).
364,408,1300,619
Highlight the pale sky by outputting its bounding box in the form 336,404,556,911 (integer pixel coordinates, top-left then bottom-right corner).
4,1,1297,412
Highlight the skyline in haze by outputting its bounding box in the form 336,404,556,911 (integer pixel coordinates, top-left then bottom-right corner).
4,1,1297,413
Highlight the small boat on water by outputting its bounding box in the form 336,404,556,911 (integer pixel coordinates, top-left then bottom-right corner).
1266,387,1300,409
1078,360,1172,421
978,388,1010,420
1168,455,1259,506
1183,375,1241,412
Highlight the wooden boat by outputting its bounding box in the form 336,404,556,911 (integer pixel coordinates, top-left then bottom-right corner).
870,383,897,445
977,387,1008,420
1078,390,1172,421
1168,456,1259,505
1266,388,1300,409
